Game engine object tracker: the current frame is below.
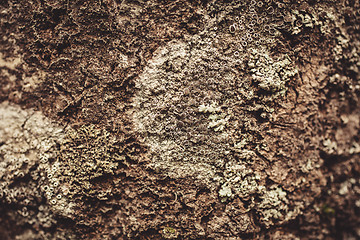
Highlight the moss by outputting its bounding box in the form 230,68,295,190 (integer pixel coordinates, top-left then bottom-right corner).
162,227,178,239
322,204,335,215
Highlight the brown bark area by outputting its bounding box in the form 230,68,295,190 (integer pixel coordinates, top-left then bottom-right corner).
0,0,359,239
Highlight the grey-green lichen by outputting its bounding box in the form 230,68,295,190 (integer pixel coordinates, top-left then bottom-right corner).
248,49,298,95
130,0,360,231
131,39,233,186
130,0,359,233
131,0,300,227
131,36,296,189
1,0,359,238
218,160,299,226
162,226,178,239
51,124,124,201
285,4,339,36
199,102,230,132
0,101,75,239
0,101,128,237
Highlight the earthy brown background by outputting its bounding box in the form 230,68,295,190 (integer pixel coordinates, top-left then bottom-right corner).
0,0,359,239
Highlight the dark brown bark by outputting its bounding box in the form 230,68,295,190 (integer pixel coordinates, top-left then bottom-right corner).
0,0,359,239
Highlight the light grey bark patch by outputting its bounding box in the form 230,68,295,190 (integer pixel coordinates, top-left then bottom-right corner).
130,33,312,226
0,101,75,238
0,101,65,159
128,0,357,230
131,31,297,186
131,39,237,188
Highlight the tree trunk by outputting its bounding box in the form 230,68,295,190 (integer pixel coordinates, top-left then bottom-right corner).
1,0,359,239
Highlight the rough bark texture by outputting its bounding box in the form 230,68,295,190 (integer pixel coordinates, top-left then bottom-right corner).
0,0,359,239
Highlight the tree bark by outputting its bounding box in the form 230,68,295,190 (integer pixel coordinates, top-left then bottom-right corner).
0,0,359,239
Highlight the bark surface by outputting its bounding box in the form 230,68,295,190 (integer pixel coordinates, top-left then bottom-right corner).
0,0,359,239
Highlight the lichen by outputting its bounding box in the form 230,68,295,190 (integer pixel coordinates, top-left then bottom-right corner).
131,0,303,229
1,0,359,238
0,101,74,238
51,124,124,201
162,227,178,239
248,50,298,95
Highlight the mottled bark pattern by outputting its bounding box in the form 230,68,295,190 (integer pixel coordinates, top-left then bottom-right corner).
0,0,359,239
